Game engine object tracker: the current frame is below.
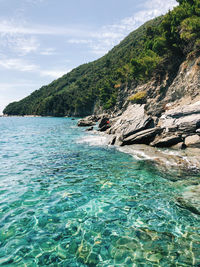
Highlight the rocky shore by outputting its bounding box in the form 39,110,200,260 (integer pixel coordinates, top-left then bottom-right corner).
77,100,200,174
77,100,200,215
78,100,200,157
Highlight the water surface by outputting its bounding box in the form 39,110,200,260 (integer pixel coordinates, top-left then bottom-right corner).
0,117,199,266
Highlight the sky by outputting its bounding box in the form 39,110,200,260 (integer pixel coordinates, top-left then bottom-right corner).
0,0,178,114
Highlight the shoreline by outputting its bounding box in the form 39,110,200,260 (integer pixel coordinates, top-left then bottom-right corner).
82,129,200,175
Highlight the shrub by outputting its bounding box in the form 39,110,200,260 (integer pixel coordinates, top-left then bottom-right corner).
128,91,147,103
114,83,121,89
180,16,200,41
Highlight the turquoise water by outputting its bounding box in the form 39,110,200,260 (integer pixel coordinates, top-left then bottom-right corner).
0,117,199,266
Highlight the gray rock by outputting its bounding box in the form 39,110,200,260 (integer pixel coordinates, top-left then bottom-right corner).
77,119,96,127
108,135,116,145
176,185,200,215
123,116,154,138
121,127,162,146
87,115,101,122
98,116,110,128
185,135,200,148
151,135,182,148
159,101,200,134
109,104,154,137
164,101,200,118
99,124,111,132
85,126,94,131
122,144,200,172
77,114,101,127
171,142,186,150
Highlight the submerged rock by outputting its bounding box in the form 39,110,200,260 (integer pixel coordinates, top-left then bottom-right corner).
118,144,200,174
176,185,200,215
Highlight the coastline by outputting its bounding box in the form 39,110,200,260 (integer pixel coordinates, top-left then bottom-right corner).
0,115,41,117
85,130,200,174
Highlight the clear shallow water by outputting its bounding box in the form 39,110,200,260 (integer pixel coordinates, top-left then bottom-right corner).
0,117,199,267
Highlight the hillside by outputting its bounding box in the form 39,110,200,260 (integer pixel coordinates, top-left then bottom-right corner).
3,0,200,116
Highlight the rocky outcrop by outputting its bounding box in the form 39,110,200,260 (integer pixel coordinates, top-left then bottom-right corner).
98,116,111,132
153,101,200,148
144,55,200,117
108,104,154,136
159,101,200,134
97,101,200,150
79,56,200,167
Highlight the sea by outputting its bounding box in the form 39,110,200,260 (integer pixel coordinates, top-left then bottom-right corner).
0,117,199,266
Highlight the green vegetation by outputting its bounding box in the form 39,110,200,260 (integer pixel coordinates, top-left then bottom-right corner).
3,0,200,116
129,91,147,104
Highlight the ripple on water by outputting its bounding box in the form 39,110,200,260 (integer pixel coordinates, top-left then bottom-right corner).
0,117,200,266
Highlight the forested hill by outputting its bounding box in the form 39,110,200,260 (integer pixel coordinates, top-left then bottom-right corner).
3,0,200,116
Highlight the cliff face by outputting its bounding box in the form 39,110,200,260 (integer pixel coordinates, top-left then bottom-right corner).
165,55,200,102
111,53,200,118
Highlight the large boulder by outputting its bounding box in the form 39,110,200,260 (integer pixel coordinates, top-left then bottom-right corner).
99,116,110,128
164,101,200,118
151,135,183,148
98,116,111,132
121,127,163,146
109,104,154,137
185,135,200,148
159,101,200,134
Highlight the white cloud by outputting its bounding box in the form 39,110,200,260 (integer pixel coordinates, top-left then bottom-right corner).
40,48,56,55
0,19,89,36
0,58,38,71
66,0,177,56
0,57,68,79
25,0,45,4
145,0,177,12
8,36,40,55
0,0,177,57
68,39,92,45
